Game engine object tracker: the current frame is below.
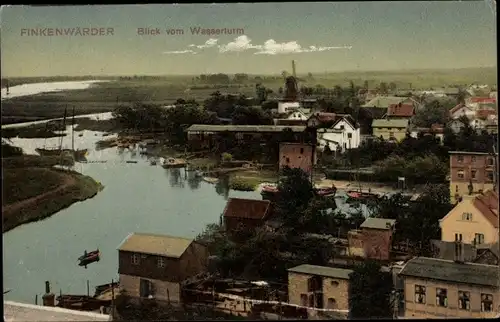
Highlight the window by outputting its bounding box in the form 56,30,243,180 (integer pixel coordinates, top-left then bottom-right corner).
486,171,494,182
436,288,448,307
487,158,494,166
131,254,140,265
471,156,477,163
331,281,339,287
481,294,493,312
300,148,304,154
471,169,477,179
414,285,426,304
157,257,165,268
458,291,470,310
300,294,308,306
462,212,472,221
389,132,395,138
457,155,464,163
286,157,290,163
139,279,154,298
347,133,352,139
340,125,345,130
457,169,465,179
455,233,463,242
475,233,485,245
387,127,393,130
327,298,337,309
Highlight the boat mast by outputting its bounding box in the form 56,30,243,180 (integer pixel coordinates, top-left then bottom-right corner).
59,107,67,150
72,106,75,151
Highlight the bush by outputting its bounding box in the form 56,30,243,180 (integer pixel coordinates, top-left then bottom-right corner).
221,152,233,162
228,177,258,191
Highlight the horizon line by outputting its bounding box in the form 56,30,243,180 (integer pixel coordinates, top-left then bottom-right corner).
2,66,496,79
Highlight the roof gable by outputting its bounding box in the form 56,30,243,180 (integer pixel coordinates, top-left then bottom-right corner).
387,104,415,117
223,198,271,220
331,115,358,130
473,191,499,228
117,233,193,258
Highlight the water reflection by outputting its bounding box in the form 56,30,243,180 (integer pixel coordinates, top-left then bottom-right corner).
166,168,185,188
186,171,202,190
215,175,230,199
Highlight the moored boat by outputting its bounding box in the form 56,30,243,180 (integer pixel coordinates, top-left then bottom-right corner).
314,185,337,197
162,157,187,169
78,249,100,268
346,190,379,203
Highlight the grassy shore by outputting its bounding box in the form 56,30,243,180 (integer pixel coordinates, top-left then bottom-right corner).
2,155,103,233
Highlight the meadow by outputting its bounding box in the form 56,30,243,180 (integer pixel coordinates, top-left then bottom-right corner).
1,67,496,124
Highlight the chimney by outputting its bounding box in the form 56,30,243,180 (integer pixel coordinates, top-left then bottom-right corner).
42,281,55,307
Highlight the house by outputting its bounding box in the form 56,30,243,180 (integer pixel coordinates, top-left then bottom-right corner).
371,119,409,142
222,198,271,231
316,115,361,153
439,190,498,245
287,264,352,318
117,233,209,304
448,151,497,203
306,112,337,128
409,123,445,143
278,101,300,114
473,243,499,265
362,96,412,109
484,117,498,134
430,239,499,266
358,218,396,261
285,108,311,121
399,255,500,319
449,104,475,119
383,103,415,121
279,142,316,176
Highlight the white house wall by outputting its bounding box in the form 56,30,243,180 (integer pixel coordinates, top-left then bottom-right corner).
318,119,360,152
278,102,300,114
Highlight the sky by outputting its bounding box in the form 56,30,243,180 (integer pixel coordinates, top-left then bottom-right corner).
0,2,497,77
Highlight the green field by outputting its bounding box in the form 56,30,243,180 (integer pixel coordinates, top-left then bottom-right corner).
1,67,496,125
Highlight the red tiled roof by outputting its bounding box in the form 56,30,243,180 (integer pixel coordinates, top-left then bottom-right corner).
476,109,498,120
470,97,496,104
473,191,499,228
449,103,465,115
223,198,271,220
387,104,414,117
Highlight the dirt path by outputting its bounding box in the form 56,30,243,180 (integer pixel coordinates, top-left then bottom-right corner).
2,170,77,217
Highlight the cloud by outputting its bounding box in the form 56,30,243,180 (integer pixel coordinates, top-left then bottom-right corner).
188,38,218,49
163,35,352,56
163,50,197,55
218,35,262,53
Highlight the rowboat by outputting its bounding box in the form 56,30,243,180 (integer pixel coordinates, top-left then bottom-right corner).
78,249,100,268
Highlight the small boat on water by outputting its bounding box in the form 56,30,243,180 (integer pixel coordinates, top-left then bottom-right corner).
195,170,203,177
150,159,157,166
162,157,187,169
314,185,337,197
78,249,100,269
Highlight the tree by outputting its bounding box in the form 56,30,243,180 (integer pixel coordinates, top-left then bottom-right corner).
276,167,315,229
349,261,393,319
413,99,450,128
231,106,273,125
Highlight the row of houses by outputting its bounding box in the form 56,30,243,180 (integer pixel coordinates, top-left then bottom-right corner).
114,189,499,319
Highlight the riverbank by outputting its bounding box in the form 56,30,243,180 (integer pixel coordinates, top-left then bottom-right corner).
2,156,104,233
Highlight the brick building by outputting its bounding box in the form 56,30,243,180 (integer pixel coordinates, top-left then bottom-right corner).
449,151,497,204
287,264,352,318
346,218,396,261
279,143,316,176
222,198,271,232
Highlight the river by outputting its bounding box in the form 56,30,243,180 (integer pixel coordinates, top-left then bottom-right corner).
3,127,261,304
3,124,369,304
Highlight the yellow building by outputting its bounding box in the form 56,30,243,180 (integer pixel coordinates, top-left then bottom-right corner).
399,256,500,319
439,191,498,246
372,119,409,142
287,264,352,319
